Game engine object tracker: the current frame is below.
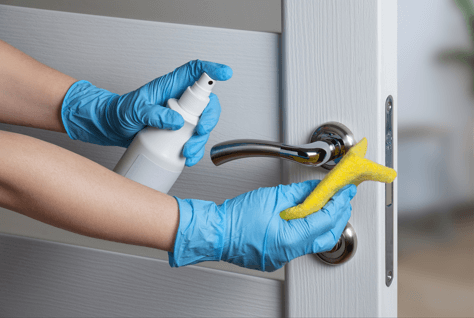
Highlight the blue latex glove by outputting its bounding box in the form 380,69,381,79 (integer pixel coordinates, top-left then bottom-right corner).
61,60,233,166
169,181,357,272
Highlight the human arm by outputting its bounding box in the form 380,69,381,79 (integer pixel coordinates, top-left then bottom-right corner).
0,39,75,132
0,129,356,270
0,38,353,266
0,130,179,251
0,39,232,166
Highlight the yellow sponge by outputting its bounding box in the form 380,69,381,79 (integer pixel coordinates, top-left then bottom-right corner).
280,138,396,221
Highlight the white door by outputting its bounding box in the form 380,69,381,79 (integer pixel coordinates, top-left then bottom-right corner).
0,1,397,316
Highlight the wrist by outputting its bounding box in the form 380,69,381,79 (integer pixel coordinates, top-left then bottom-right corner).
61,80,120,145
61,80,91,140
168,197,226,267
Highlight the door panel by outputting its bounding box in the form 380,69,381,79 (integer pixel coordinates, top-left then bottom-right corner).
0,5,282,279
0,233,283,317
0,0,281,33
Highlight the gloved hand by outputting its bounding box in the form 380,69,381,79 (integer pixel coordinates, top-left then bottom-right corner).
61,60,233,166
169,180,357,272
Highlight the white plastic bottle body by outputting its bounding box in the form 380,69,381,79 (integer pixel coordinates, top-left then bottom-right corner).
113,118,195,193
113,72,214,193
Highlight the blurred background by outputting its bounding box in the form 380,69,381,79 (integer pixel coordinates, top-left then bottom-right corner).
0,0,472,316
398,0,473,316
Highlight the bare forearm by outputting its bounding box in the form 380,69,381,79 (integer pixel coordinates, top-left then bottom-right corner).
0,39,76,132
0,130,179,252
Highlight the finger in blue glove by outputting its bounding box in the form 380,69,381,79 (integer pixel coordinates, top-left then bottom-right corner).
169,180,357,272
182,93,220,167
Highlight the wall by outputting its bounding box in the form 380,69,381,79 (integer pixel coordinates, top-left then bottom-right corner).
398,1,474,315
398,0,474,216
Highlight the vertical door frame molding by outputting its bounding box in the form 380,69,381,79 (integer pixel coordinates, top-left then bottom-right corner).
282,0,397,316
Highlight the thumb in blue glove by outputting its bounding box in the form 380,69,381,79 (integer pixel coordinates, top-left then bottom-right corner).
169,180,357,272
61,60,233,166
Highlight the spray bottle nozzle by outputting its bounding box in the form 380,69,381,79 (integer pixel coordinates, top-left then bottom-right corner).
178,72,215,117
195,72,215,93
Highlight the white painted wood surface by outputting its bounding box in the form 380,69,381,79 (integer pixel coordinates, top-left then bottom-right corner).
0,5,283,279
282,0,398,317
0,233,283,317
0,3,399,316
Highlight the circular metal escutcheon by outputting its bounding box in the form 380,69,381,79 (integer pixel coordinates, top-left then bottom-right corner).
310,122,356,170
315,222,357,265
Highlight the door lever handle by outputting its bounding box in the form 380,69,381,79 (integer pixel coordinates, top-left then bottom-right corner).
210,139,331,167
211,122,356,170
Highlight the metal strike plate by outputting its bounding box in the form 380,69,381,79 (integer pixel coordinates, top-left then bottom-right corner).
385,95,394,287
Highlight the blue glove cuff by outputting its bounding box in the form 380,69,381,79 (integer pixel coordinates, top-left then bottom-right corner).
61,80,92,140
61,80,120,146
168,197,226,267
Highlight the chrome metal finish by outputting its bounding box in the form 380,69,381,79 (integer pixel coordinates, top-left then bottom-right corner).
315,222,357,265
310,122,356,170
210,122,355,169
211,139,331,167
385,95,394,287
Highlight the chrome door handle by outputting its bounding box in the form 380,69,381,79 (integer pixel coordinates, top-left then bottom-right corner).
211,122,356,170
210,139,331,167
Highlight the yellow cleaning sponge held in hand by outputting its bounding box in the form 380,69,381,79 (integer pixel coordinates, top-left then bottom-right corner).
280,138,396,221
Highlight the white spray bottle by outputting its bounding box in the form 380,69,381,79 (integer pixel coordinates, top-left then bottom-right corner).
113,73,215,193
